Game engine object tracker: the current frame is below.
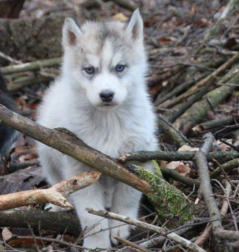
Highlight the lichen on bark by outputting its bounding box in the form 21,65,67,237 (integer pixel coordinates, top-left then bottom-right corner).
135,164,195,224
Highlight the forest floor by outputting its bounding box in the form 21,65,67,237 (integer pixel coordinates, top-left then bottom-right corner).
0,0,239,251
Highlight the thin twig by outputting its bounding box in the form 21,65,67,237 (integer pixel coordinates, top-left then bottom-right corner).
87,208,206,252
113,236,149,252
0,52,22,64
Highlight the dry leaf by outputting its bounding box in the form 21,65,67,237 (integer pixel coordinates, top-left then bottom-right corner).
8,237,42,248
178,145,199,152
166,161,191,176
112,13,128,22
192,124,204,133
217,139,232,151
157,36,177,45
176,164,191,176
166,161,182,170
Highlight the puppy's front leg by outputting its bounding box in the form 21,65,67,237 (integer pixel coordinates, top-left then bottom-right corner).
109,161,154,244
71,184,111,249
109,181,142,244
63,158,111,249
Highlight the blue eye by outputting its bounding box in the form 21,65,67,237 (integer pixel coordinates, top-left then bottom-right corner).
84,66,95,75
115,64,126,73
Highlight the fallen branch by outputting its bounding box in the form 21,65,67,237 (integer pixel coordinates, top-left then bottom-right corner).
0,51,22,64
160,167,200,187
0,172,100,210
155,74,206,106
211,158,239,178
161,54,239,109
195,133,239,247
139,226,191,248
193,116,237,133
134,165,194,222
156,59,225,107
0,209,80,235
168,81,212,123
195,180,231,246
7,74,52,92
214,228,239,240
157,114,188,147
0,105,151,194
195,133,222,230
1,57,62,75
120,150,239,162
0,105,195,223
174,66,239,134
87,208,206,252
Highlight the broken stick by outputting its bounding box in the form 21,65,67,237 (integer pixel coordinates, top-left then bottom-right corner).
0,172,100,210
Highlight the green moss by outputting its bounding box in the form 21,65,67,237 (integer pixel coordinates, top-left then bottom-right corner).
135,165,195,223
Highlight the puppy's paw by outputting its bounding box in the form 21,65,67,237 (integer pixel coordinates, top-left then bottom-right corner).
110,220,130,245
83,234,111,250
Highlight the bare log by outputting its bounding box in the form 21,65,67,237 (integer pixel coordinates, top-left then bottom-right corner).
0,209,80,235
0,172,100,210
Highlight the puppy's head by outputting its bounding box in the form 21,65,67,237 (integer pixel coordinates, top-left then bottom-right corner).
62,9,147,109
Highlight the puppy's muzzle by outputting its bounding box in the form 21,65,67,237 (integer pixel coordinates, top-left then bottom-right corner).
99,90,114,103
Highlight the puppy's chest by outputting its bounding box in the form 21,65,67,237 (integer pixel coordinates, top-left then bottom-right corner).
82,126,132,158
73,116,139,158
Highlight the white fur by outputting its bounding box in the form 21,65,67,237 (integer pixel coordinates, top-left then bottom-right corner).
37,9,158,249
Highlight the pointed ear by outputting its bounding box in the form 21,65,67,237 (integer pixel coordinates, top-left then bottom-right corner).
62,18,82,48
126,9,143,42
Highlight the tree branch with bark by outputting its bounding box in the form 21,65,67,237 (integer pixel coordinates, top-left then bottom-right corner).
195,133,239,251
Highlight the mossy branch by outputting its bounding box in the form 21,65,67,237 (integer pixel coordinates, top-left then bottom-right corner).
135,165,195,223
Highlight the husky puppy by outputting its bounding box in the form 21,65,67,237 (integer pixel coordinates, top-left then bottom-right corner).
37,9,158,249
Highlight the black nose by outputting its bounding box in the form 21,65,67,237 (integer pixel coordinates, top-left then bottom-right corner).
99,90,114,103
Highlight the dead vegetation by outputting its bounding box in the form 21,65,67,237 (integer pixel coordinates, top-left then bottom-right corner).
0,0,239,251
